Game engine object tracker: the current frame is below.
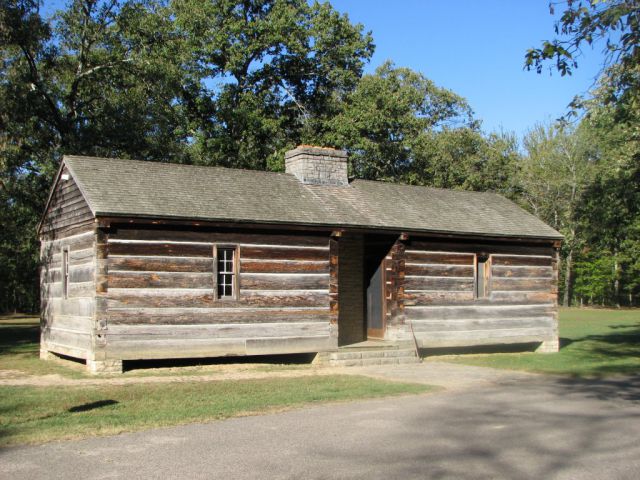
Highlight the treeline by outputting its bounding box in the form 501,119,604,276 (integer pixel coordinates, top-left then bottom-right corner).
1,0,638,312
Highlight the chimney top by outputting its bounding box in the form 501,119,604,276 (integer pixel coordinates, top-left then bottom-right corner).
285,145,348,187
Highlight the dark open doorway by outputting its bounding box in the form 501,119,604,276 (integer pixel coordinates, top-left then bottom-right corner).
364,235,397,340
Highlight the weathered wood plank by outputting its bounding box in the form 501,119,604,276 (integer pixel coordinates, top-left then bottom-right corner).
68,281,95,298
491,266,553,278
42,328,92,350
241,245,328,261
106,322,330,339
405,251,474,265
107,308,331,325
108,256,212,273
492,278,553,292
47,315,93,332
404,291,475,306
109,271,212,289
240,273,329,290
240,260,329,274
106,289,330,309
405,264,474,277
110,228,330,247
404,304,554,321
416,330,552,348
408,240,555,256
69,265,94,283
108,242,212,257
411,317,554,332
491,255,553,267
43,297,95,317
404,276,474,291
489,291,556,304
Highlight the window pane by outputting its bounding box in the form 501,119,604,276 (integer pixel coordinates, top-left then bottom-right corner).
216,248,235,298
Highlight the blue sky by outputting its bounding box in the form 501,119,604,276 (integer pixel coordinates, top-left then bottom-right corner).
330,0,605,137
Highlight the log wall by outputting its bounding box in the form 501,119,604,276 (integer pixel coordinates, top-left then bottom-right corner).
40,169,96,359
403,239,558,348
98,227,335,360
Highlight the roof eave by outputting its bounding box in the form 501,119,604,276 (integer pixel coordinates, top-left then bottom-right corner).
94,212,564,243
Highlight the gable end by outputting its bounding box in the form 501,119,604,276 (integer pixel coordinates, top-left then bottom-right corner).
38,162,95,236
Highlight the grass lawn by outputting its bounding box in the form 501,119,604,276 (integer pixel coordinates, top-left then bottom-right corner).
0,315,431,447
434,308,640,377
0,376,430,447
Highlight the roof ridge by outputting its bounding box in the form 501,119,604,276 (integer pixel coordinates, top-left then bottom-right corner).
63,155,294,178
351,177,496,195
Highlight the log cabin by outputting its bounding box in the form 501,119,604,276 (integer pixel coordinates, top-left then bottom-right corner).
38,146,563,373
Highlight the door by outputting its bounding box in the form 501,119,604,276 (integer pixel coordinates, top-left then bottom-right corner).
367,261,385,339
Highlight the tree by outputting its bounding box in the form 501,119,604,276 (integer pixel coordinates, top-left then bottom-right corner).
518,123,597,306
172,0,374,169
323,61,478,181
525,0,639,114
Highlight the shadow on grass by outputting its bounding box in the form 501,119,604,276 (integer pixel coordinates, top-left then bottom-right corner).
0,324,39,355
568,322,640,357
68,400,119,413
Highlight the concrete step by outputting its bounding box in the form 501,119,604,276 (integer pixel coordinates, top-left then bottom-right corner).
316,347,421,367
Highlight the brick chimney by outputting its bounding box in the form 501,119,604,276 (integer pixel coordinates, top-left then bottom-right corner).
285,145,349,186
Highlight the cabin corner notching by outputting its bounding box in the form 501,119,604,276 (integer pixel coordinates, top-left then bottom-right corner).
38,146,563,373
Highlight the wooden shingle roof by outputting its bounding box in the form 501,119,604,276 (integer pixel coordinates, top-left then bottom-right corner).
63,155,562,240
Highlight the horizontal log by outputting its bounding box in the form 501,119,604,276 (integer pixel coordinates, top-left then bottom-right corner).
109,271,212,289
416,331,553,348
408,240,554,256
68,281,94,298
43,297,95,317
491,266,553,278
69,248,94,265
106,322,330,339
107,308,331,325
103,335,335,360
42,230,94,249
405,264,474,277
105,338,247,360
405,251,474,265
488,291,556,303
239,290,330,307
47,315,93,332
245,335,336,355
240,273,329,290
410,317,554,332
404,291,475,306
110,228,329,247
491,255,553,267
492,278,553,292
404,304,554,321
241,245,328,261
69,265,94,283
108,242,212,257
106,289,330,309
109,256,213,273
240,260,329,274
42,327,92,350
405,276,474,291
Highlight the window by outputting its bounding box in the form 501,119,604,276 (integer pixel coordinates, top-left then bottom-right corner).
215,246,237,299
475,254,490,299
62,247,70,299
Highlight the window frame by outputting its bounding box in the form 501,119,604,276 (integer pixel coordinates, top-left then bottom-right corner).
62,246,70,299
475,253,491,299
213,244,239,301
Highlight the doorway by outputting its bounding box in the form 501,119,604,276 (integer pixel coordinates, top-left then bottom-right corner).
366,261,385,339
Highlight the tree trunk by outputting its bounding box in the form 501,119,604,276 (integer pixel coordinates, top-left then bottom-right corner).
613,253,620,308
562,248,573,307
